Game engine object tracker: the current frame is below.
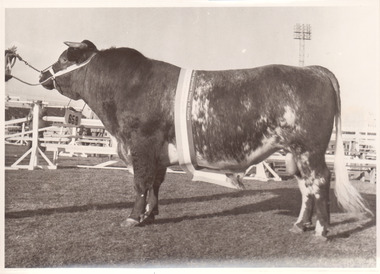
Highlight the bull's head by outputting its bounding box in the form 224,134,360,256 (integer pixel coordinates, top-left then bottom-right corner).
39,40,98,99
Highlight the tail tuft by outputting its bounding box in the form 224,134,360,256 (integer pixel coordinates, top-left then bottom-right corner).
334,113,373,216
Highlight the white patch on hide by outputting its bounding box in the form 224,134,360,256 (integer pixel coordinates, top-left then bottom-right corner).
167,143,179,164
243,142,250,152
285,153,298,175
315,220,325,236
283,105,296,127
192,96,210,132
245,136,277,165
242,100,252,110
258,115,267,123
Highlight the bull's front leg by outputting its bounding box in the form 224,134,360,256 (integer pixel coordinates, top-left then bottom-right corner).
121,176,153,227
140,166,167,224
121,142,156,228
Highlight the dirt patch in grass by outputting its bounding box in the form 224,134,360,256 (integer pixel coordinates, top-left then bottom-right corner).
4,144,377,268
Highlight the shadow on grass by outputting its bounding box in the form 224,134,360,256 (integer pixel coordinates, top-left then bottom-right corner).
5,202,130,219
329,218,376,239
5,189,259,219
153,191,375,222
5,185,375,239
6,186,376,231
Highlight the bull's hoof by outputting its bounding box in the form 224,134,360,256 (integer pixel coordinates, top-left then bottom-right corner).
120,218,140,228
289,223,305,234
303,222,314,231
139,214,155,226
226,173,245,190
313,230,329,242
312,234,329,242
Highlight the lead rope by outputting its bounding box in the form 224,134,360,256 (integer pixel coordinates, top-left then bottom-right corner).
6,54,44,86
7,75,43,86
7,53,96,87
16,54,41,73
8,52,91,116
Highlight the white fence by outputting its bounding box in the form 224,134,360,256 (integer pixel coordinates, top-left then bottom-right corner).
5,102,376,183
5,109,118,170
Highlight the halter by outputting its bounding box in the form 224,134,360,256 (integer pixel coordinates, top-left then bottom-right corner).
40,53,97,88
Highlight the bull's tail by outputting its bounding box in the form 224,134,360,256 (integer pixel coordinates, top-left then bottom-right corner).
334,109,372,215
328,70,373,215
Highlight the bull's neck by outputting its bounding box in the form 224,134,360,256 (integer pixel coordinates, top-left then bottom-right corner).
71,55,180,139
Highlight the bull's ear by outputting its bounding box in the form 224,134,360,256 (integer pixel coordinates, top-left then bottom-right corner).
64,41,88,49
67,47,84,62
64,40,97,63
80,40,97,50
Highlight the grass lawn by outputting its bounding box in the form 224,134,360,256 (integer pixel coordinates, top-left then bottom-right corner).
4,144,377,268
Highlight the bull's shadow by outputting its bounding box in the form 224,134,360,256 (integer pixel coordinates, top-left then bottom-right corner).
5,188,267,219
154,188,376,229
6,184,376,239
5,186,308,219
150,186,375,240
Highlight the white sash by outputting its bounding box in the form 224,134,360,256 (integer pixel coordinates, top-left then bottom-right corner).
174,68,242,189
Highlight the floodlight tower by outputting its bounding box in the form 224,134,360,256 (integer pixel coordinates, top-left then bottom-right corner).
294,24,311,66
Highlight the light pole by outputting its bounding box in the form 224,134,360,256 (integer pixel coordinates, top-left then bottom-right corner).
294,24,311,66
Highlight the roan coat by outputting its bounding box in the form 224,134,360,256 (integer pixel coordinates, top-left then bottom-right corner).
39,40,370,239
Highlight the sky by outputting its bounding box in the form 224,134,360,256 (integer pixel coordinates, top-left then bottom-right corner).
3,1,379,128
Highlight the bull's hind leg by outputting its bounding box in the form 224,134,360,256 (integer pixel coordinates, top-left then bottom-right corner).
313,168,331,237
290,176,314,233
294,152,331,239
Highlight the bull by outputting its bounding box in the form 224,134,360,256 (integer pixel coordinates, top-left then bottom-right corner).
39,40,370,239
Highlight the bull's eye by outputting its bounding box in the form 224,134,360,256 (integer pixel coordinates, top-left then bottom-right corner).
61,57,68,64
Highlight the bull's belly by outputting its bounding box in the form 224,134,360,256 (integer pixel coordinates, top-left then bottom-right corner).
166,136,279,173
195,137,279,172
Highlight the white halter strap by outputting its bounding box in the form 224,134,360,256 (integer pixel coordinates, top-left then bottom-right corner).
51,53,97,79
41,53,97,88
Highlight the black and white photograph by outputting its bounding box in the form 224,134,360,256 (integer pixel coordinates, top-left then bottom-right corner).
2,0,379,271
